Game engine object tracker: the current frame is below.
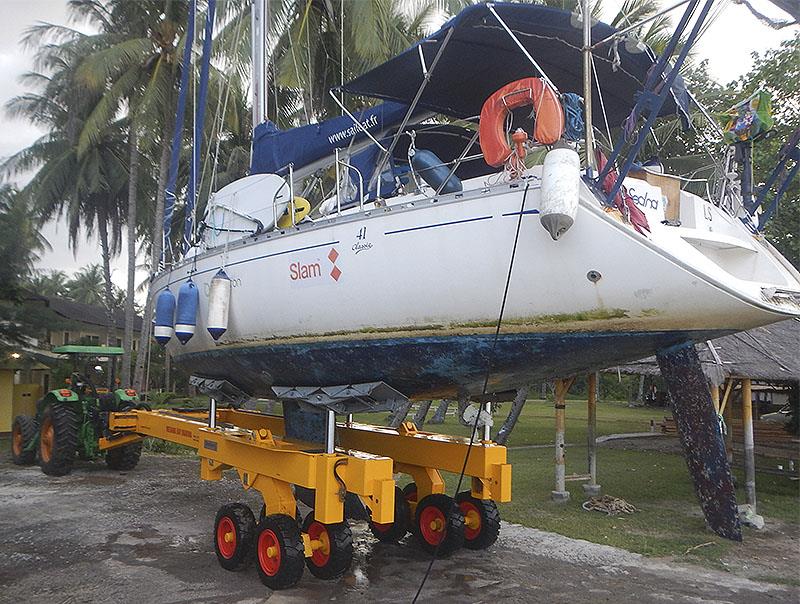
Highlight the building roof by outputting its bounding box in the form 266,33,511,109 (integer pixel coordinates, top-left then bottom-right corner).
611,319,800,385
44,296,143,333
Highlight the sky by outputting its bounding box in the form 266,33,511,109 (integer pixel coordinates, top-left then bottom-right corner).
0,0,795,293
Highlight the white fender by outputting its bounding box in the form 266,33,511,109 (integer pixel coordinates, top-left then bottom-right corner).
207,269,232,340
540,145,581,240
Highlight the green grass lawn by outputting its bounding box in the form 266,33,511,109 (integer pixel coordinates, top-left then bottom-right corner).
360,399,800,562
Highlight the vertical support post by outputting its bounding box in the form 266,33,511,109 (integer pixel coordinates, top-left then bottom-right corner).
583,372,601,496
723,379,734,464
551,378,572,503
413,400,432,430
710,382,720,413
346,413,353,424
429,399,449,424
325,409,336,455
208,397,217,429
483,401,492,442
741,377,756,511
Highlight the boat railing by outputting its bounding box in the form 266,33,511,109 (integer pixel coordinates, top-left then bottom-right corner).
333,148,365,215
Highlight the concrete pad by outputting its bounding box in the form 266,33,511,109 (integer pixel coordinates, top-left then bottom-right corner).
0,454,795,603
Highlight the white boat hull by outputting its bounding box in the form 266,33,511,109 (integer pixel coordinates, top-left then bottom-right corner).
156,171,800,399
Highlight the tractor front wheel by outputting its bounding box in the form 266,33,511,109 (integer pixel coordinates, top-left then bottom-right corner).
38,404,78,476
11,415,37,465
105,442,142,471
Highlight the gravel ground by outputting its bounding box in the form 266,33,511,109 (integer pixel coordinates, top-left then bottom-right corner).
0,454,796,603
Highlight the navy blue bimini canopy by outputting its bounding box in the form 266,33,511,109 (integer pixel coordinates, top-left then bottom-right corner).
251,101,411,176
339,3,689,129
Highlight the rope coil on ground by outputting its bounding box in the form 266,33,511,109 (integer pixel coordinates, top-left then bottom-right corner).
582,495,638,515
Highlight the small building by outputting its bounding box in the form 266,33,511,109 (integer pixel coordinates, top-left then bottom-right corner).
40,296,143,349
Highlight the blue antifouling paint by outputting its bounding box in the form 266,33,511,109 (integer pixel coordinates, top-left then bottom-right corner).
175,279,199,344
153,288,176,346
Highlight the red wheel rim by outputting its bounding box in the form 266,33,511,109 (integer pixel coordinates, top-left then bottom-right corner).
216,516,237,559
419,505,446,546
459,501,482,541
257,529,281,576
307,521,331,567
11,424,22,456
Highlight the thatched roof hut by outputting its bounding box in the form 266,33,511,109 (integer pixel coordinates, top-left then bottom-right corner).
611,319,800,387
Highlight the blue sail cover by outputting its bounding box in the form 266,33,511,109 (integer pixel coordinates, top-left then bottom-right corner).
250,101,411,175
339,3,690,128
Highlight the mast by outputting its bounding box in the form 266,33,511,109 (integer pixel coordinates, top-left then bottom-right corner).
251,0,266,129
582,0,595,171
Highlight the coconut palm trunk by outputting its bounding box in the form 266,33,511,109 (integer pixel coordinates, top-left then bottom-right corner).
122,127,139,386
133,111,174,392
97,207,117,385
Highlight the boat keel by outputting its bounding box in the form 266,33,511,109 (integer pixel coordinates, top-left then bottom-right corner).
656,342,742,541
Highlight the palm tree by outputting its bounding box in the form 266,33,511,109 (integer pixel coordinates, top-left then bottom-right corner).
0,185,50,300
65,264,106,306
0,185,50,351
27,270,70,297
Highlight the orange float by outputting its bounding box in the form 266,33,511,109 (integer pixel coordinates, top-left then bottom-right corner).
479,77,565,167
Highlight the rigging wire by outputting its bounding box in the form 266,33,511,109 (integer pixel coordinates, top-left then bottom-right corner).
412,181,532,603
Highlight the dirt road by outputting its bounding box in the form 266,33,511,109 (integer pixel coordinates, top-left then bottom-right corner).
0,454,795,603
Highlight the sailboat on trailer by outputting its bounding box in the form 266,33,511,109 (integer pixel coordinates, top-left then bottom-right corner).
154,1,800,401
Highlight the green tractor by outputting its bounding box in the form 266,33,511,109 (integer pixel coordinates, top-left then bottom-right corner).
10,345,144,476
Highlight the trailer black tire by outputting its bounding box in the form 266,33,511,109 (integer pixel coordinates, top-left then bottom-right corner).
255,514,305,590
456,491,501,550
302,512,353,579
413,493,464,556
105,441,142,471
214,503,256,571
38,404,78,476
11,415,37,465
368,486,410,543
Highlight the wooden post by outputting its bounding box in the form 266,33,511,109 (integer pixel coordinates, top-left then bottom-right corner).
583,372,601,496
722,379,734,464
741,377,757,511
551,377,573,502
710,382,720,413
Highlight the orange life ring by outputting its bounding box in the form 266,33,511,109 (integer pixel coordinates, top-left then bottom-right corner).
479,77,565,168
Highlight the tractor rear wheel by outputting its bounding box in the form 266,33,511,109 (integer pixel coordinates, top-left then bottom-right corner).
38,404,78,476
11,415,37,465
214,503,256,571
255,514,305,590
105,442,142,471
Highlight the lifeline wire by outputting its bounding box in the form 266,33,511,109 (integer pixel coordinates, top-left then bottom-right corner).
412,181,531,603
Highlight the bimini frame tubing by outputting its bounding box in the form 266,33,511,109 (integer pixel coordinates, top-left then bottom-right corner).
104,409,396,525
201,408,512,505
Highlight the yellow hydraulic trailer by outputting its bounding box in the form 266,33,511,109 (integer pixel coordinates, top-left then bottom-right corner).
100,405,511,589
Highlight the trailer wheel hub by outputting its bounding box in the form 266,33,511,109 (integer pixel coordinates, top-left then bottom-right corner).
216,516,237,559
